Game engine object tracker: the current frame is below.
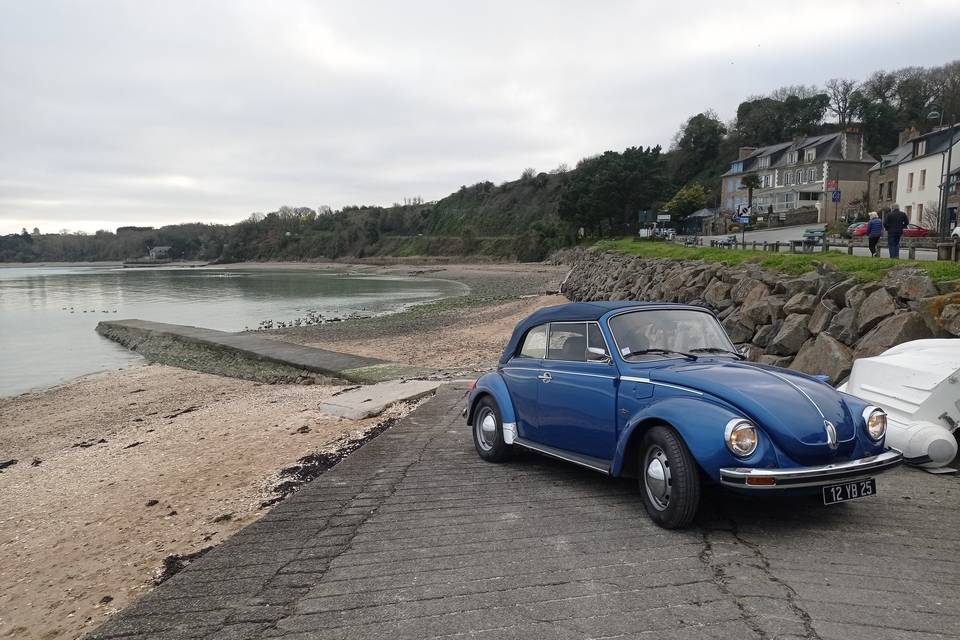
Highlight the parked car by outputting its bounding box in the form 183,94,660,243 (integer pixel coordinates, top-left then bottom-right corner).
845,221,867,238
466,302,902,528
851,222,929,237
839,339,960,470
953,227,960,239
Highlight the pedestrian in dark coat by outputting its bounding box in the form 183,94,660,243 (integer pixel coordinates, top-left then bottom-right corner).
884,205,909,259
866,211,883,257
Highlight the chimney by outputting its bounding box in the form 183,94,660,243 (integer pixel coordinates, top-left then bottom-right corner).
737,146,756,160
898,127,919,146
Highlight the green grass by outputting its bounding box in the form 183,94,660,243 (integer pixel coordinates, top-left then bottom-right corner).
595,238,960,283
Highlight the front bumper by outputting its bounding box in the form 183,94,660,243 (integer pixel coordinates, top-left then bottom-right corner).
719,449,903,490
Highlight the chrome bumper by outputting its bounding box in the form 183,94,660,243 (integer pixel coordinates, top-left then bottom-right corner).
719,449,903,490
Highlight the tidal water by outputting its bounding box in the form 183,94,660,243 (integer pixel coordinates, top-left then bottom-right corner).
0,265,467,397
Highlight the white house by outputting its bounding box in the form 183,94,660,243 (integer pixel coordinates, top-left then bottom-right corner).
896,124,960,227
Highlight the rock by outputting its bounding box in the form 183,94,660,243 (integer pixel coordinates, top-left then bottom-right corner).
823,278,856,307
738,343,764,362
783,293,818,315
0,459,17,472
703,279,732,309
917,293,960,336
722,314,755,343
936,280,960,295
844,283,881,312
731,278,768,305
853,311,934,359
855,288,896,334
777,273,820,299
759,354,794,368
807,299,838,334
941,305,960,336
752,324,775,348
826,307,858,345
766,313,811,356
741,295,786,330
789,334,853,384
896,275,938,301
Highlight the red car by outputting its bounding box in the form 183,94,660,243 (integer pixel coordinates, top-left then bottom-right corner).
852,223,930,237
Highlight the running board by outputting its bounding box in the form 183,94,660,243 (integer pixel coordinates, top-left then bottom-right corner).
513,438,611,475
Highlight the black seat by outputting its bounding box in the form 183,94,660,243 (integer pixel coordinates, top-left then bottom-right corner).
560,335,587,361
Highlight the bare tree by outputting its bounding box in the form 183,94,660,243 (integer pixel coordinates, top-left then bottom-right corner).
769,84,822,101
826,78,858,128
921,200,941,230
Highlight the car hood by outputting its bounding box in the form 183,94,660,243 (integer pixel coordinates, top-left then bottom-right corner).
645,360,859,464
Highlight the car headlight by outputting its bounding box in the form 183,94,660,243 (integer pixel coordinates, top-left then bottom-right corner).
724,419,758,457
863,407,887,441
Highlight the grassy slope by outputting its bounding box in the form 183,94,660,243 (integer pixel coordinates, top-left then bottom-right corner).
596,238,960,283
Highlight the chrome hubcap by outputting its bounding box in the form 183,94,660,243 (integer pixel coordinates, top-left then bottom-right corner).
644,446,671,511
476,409,497,451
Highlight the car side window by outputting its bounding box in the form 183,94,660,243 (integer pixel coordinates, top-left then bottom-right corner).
547,322,588,362
587,323,609,361
518,324,547,359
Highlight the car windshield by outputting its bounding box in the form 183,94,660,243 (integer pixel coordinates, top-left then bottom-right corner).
608,309,736,361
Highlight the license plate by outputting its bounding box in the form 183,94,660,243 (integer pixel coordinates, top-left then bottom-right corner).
822,478,876,505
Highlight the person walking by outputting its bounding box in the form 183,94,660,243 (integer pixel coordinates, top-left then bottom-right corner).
866,211,883,257
884,204,909,259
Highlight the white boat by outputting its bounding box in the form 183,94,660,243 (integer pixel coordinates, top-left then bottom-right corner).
838,339,960,470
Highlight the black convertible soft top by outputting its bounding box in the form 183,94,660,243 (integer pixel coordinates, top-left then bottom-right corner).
498,301,694,365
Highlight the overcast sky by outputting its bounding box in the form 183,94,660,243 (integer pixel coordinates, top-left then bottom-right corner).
1,1,958,234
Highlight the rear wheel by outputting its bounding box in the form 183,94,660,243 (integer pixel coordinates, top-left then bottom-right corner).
472,396,513,462
639,425,701,529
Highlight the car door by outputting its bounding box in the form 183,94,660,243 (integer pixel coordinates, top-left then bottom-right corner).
535,322,618,461
500,323,546,438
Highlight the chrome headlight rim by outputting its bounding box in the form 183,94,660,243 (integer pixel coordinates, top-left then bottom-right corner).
724,418,759,457
862,406,887,441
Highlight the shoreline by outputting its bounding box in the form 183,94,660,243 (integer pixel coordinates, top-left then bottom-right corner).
0,260,566,640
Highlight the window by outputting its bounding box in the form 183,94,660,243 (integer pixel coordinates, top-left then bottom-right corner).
804,148,817,162
806,168,815,182
916,203,923,222
906,205,912,218
785,172,794,186
907,172,914,192
787,151,798,164
916,140,927,156
920,169,926,190
762,174,772,188
726,179,734,193
608,309,734,361
886,180,894,200
758,157,770,169
796,169,803,184
731,162,743,174
518,324,547,359
587,323,610,361
877,183,884,202
547,322,588,362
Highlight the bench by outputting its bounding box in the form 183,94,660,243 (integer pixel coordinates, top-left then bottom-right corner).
792,228,826,253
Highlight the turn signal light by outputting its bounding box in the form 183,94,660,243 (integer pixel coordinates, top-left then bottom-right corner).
467,380,477,392
746,476,776,486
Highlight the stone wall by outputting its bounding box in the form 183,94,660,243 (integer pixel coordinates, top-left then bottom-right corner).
556,248,960,384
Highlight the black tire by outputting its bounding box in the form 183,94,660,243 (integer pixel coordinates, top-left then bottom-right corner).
638,425,701,529
472,396,513,462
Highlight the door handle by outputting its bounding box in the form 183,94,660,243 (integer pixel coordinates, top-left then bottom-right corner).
538,372,553,383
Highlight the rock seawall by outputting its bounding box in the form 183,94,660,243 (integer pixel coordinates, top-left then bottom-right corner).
557,248,960,384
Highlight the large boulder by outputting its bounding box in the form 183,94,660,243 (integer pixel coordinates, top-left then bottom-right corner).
740,295,786,330
703,279,732,309
852,311,934,360
807,298,838,334
752,323,776,348
896,275,938,301
731,277,768,305
823,278,856,307
825,307,858,345
758,354,794,368
776,272,821,299
784,293,818,315
766,313,811,356
722,314,755,343
855,287,896,334
789,334,853,384
916,292,960,336
941,305,960,336
844,283,881,313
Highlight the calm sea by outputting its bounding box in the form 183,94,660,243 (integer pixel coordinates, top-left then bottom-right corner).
0,265,467,397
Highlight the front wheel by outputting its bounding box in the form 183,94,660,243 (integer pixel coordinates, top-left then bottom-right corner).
472,397,513,462
639,425,701,529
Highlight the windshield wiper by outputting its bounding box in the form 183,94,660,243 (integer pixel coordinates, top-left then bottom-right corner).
622,348,697,361
689,347,745,360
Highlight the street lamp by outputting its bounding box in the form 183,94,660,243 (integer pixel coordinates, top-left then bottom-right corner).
928,110,956,239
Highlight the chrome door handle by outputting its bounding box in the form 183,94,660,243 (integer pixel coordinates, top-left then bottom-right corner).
538,372,553,383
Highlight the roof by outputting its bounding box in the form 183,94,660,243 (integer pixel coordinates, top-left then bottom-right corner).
723,132,877,176
498,302,698,364
687,208,718,219
869,140,914,172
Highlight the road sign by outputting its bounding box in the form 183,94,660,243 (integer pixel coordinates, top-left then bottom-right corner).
657,214,671,221
826,179,838,190
737,216,751,224
832,191,842,203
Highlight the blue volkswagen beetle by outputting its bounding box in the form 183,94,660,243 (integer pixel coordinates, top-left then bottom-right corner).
466,302,902,528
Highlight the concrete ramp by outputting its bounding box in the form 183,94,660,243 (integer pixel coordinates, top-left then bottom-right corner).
96,319,431,384
317,379,443,419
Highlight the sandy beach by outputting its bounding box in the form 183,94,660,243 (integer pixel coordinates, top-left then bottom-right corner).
0,261,565,640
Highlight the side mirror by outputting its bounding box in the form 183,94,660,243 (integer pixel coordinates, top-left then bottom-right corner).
587,347,611,363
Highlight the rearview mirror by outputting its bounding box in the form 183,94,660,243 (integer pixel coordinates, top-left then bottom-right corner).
587,347,611,362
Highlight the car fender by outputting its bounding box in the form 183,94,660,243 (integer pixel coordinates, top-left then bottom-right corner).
467,372,518,444
610,395,778,479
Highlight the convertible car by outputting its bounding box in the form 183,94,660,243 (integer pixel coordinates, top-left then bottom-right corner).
466,302,902,528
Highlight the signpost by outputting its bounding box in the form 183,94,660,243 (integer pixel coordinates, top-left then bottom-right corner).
826,179,838,190
832,190,841,223
656,214,671,222
831,191,842,203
